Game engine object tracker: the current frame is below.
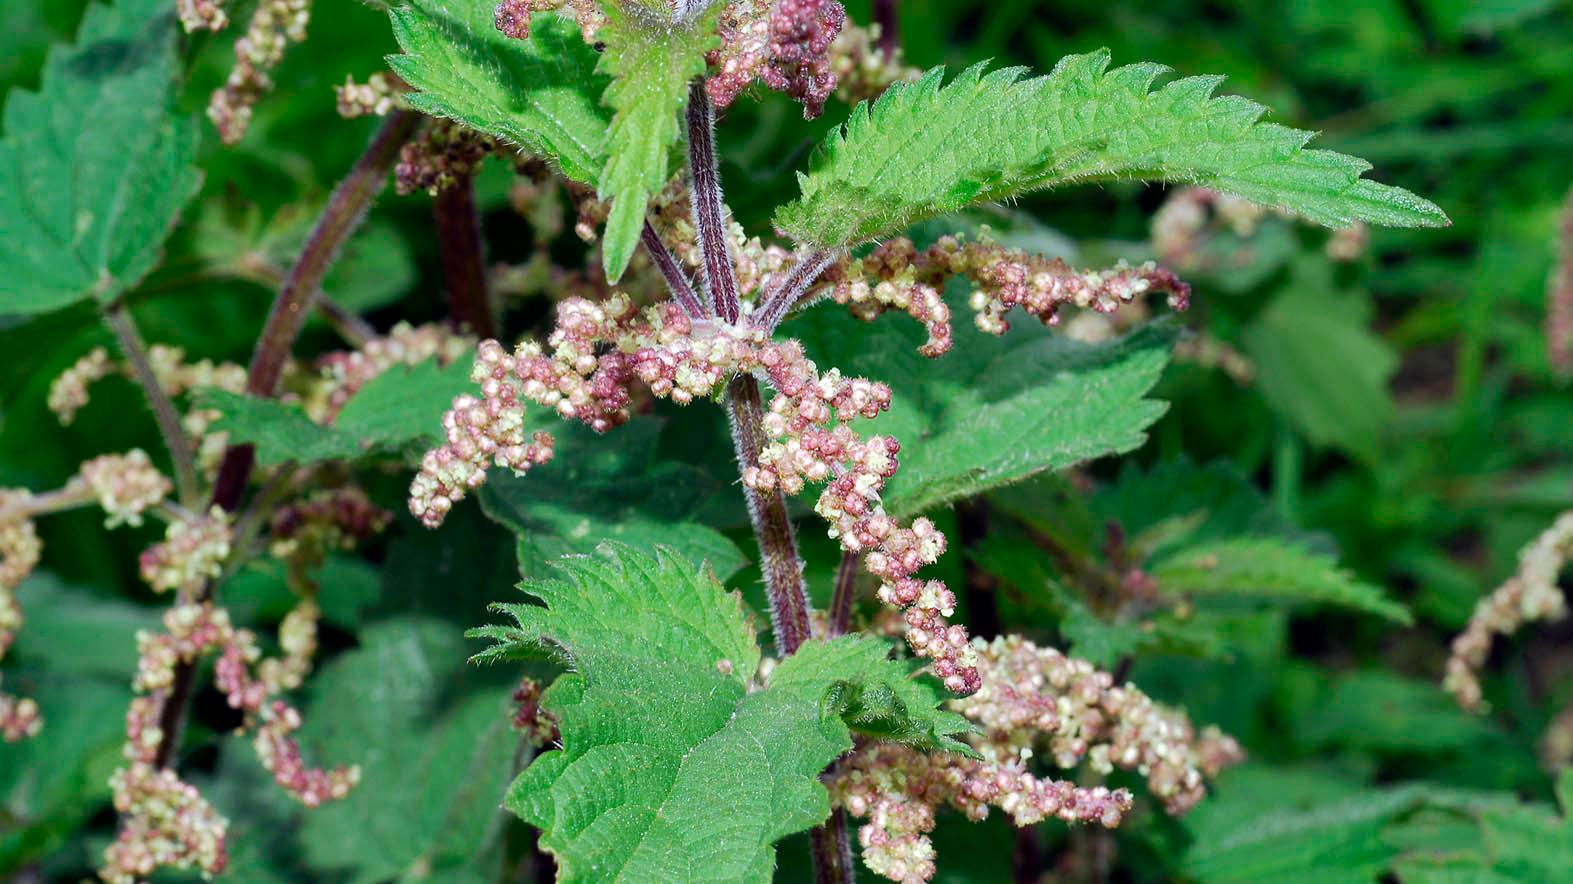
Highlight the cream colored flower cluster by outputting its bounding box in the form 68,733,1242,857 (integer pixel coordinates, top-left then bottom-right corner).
1445,510,1573,712
209,0,313,144
829,635,1242,883
106,601,357,881
138,507,234,596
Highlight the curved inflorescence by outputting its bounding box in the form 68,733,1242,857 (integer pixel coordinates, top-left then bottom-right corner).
409,293,983,689
707,0,846,118
139,507,234,596
829,635,1243,883
209,0,313,144
819,234,1190,356
104,601,358,882
1444,510,1573,712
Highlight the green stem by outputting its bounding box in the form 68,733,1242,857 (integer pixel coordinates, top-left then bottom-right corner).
103,302,201,508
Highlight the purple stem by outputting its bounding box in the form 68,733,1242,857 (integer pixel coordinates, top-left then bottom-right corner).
434,176,497,338
755,248,839,332
641,220,708,319
685,82,741,323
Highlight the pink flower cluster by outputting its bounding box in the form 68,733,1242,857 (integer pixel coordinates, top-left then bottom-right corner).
177,0,230,31
819,235,1190,355
106,602,356,881
832,742,1132,883
1445,510,1573,712
139,507,234,596
268,486,392,572
1,491,44,741
743,340,981,691
491,0,601,42
78,450,174,528
829,635,1241,882
314,321,474,421
707,0,846,118
511,677,561,746
209,0,312,144
47,346,114,424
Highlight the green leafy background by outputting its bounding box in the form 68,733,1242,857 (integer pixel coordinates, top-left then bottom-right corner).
3,0,1573,881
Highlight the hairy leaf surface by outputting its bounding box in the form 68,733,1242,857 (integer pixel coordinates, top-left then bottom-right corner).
470,545,969,882
0,0,201,315
1150,537,1412,624
775,53,1448,248
594,2,719,281
789,307,1177,520
388,1,610,184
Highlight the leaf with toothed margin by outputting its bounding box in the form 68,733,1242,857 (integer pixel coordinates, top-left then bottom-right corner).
0,0,201,316
774,52,1448,249
387,1,610,186
468,544,972,882
594,1,721,282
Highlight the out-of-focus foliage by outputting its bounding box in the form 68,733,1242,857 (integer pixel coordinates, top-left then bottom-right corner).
1,0,1571,881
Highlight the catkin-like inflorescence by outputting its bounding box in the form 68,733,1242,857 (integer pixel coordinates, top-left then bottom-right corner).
707,0,845,118
78,450,174,528
177,0,230,31
48,347,114,424
830,635,1241,883
1444,510,1573,712
209,0,312,144
819,235,1190,355
335,72,403,119
828,22,920,103
106,601,357,881
313,321,474,421
269,487,392,575
409,294,981,688
138,507,234,596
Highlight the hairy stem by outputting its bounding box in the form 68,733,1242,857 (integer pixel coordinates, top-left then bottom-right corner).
434,176,497,338
152,109,420,770
686,82,740,323
810,809,858,884
756,248,839,332
828,549,861,636
104,303,202,508
725,374,812,655
641,220,707,319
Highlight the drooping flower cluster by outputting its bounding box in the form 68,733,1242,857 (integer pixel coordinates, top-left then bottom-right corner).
706,0,846,118
48,346,114,424
830,635,1242,883
1444,510,1573,712
209,0,313,144
139,507,235,596
105,601,357,882
0,489,43,739
395,119,504,196
411,292,983,688
818,235,1190,356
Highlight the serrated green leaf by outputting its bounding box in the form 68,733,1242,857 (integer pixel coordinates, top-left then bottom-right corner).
8,574,159,678
789,307,1177,520
1150,536,1411,624
594,1,719,282
299,619,516,882
0,0,202,315
472,544,968,881
199,390,361,466
387,1,610,184
775,53,1447,248
1284,669,1498,755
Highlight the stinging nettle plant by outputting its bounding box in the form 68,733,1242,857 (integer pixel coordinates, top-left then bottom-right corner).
0,0,1462,882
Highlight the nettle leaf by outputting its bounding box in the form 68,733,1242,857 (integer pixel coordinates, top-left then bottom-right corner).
0,0,201,315
479,417,747,582
200,358,472,465
1149,537,1412,624
388,1,610,184
595,1,720,282
471,544,969,882
788,306,1177,521
775,53,1448,248
201,390,360,466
